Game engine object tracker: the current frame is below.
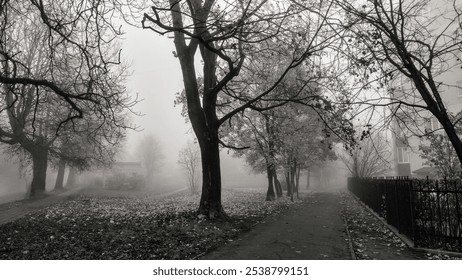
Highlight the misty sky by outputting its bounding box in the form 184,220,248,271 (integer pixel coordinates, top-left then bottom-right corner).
121,25,266,188
0,23,267,196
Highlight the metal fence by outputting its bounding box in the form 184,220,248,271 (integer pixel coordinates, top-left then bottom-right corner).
348,177,462,253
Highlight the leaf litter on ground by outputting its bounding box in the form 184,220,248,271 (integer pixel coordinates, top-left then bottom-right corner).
341,192,461,260
0,188,304,259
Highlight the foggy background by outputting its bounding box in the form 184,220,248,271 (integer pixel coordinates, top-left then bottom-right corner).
0,24,348,200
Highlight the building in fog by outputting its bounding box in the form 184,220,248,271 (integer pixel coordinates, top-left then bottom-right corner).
102,161,144,190
391,88,462,178
390,63,462,178
386,1,462,178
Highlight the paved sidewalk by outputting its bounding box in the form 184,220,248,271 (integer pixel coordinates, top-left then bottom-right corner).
203,192,353,260
0,187,84,226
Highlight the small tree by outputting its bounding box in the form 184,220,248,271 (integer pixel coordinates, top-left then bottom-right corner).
136,134,163,186
340,133,392,178
419,133,461,178
178,141,201,194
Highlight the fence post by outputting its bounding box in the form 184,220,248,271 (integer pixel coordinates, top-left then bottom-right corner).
408,179,417,245
436,180,442,237
394,179,401,233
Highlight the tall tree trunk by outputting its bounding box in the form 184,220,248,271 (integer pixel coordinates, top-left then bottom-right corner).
197,134,225,219
440,119,462,168
289,163,295,202
30,148,48,197
285,171,291,196
265,114,276,201
401,48,462,169
265,165,276,201
295,163,300,199
190,169,196,194
189,176,194,194
306,167,311,189
66,168,77,188
273,170,283,198
170,1,240,219
54,160,66,190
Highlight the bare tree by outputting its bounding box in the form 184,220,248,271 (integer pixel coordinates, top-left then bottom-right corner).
140,0,341,218
136,133,163,186
0,1,135,196
339,133,392,178
178,141,201,194
331,0,462,165
51,122,125,191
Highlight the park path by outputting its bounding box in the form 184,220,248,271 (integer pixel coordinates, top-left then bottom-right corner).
203,192,354,260
0,188,84,226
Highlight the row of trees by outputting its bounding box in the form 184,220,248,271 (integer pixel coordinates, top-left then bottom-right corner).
0,1,135,196
3,0,461,218
166,0,460,217
151,0,361,217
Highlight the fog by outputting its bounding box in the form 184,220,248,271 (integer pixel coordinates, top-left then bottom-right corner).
0,23,351,202
0,24,268,201
120,25,267,190
0,159,27,201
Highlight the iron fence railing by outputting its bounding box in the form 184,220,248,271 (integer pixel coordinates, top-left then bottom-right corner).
348,177,462,253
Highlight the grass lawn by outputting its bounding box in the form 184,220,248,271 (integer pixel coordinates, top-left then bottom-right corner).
0,188,301,259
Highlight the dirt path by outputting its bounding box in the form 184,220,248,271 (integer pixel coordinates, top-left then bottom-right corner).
0,188,85,226
203,192,353,260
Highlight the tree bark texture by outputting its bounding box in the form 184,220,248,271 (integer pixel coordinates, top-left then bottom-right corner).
66,168,77,188
54,160,66,190
265,165,276,201
29,148,48,197
273,170,283,198
264,114,276,201
295,163,300,199
306,167,310,189
289,163,295,202
197,135,225,218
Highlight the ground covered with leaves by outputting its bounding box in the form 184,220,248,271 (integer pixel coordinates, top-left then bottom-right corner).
0,188,300,259
341,192,462,260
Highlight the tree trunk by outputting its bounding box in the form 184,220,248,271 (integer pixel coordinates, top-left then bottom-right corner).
189,176,195,194
54,160,66,190
264,114,276,201
30,148,48,197
273,170,283,198
295,163,300,199
306,167,311,189
289,163,295,202
285,171,291,196
66,168,77,188
170,1,237,219
439,119,462,169
190,169,196,194
401,47,462,170
265,165,276,201
197,134,226,219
